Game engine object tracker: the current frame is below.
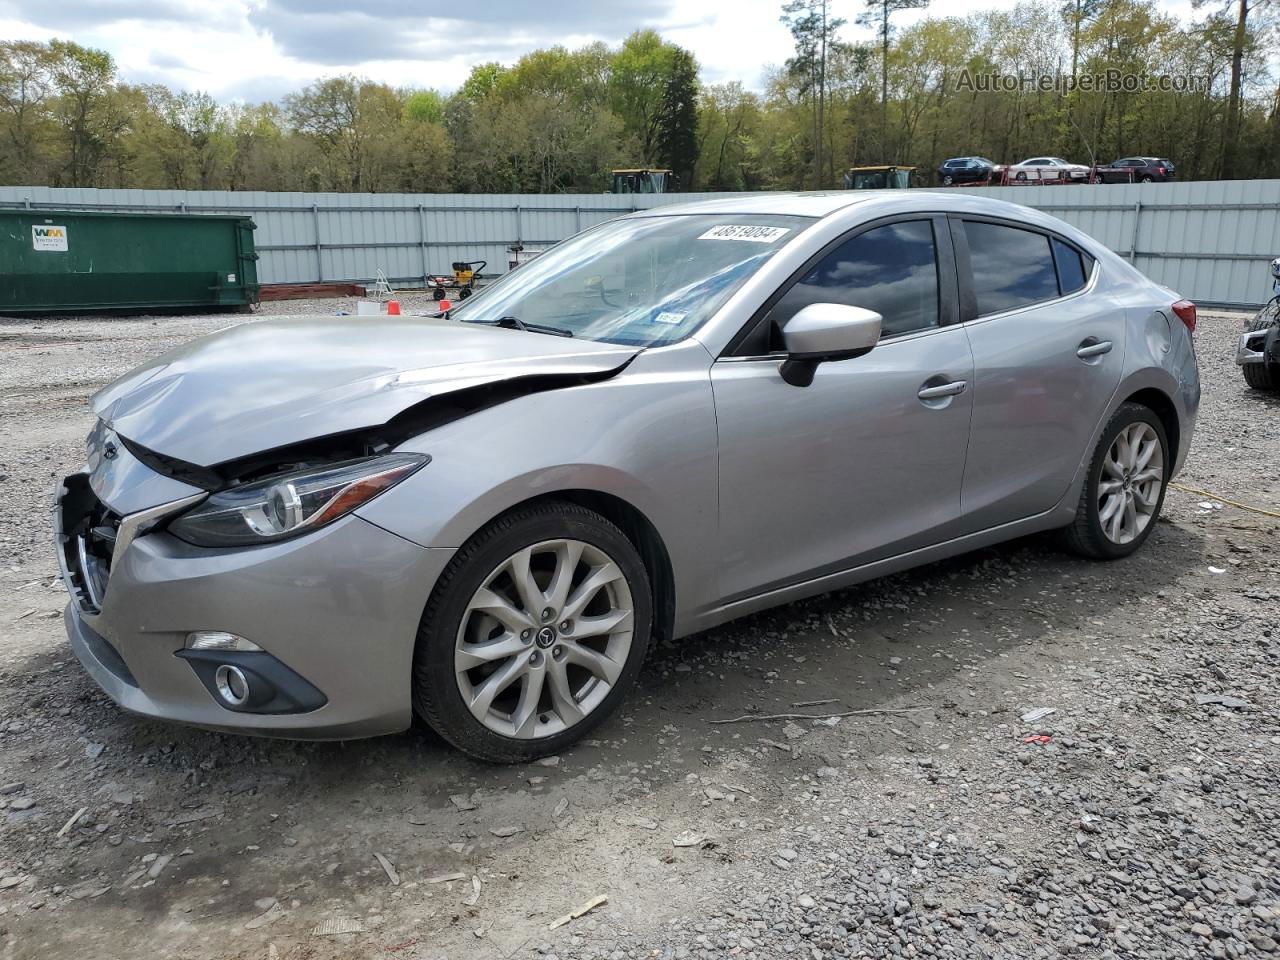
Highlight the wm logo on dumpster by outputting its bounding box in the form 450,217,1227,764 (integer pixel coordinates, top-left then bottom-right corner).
32,224,69,252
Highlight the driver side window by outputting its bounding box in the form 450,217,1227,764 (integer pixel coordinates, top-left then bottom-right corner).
765,220,940,345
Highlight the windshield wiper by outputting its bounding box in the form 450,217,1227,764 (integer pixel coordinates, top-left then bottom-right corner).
493,315,574,337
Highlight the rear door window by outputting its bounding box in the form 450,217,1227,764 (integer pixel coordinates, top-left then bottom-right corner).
963,221,1059,316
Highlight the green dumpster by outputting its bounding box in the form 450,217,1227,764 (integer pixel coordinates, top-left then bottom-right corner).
0,209,259,315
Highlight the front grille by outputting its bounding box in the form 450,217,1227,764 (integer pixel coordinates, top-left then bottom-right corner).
55,473,121,615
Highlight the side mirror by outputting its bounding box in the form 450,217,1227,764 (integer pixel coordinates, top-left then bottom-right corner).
779,303,883,387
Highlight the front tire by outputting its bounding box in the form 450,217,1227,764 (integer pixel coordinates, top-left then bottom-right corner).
1061,403,1170,560
412,502,653,763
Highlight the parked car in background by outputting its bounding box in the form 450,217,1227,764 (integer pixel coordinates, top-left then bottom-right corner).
937,157,1002,185
1091,157,1176,184
1236,257,1280,391
54,192,1200,763
1008,157,1090,182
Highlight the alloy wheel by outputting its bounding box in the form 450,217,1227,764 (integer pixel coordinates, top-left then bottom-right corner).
1097,422,1163,544
454,539,634,739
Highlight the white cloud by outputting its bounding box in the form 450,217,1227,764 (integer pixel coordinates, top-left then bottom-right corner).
0,0,1213,101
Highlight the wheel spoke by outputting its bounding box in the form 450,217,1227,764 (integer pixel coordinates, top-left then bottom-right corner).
562,640,623,685
1134,483,1160,508
1098,479,1123,496
507,547,545,617
1131,467,1162,485
456,632,527,671
510,664,546,738
469,588,534,633
1113,432,1132,471
1102,454,1125,480
546,658,585,726
1134,437,1159,472
571,608,633,639
1122,496,1138,539
1099,493,1124,523
562,562,622,620
466,652,528,722
1104,503,1124,541
544,540,585,614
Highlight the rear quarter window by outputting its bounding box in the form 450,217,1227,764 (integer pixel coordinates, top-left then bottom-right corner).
1052,238,1089,294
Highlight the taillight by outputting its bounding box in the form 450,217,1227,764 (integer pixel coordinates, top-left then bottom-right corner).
1172,299,1197,334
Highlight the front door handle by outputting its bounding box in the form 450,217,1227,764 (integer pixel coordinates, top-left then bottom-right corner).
917,379,968,401
1076,338,1113,359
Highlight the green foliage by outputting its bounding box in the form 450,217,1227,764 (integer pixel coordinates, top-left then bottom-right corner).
657,48,700,187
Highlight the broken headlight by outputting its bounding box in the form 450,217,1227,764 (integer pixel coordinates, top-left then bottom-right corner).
168,453,428,547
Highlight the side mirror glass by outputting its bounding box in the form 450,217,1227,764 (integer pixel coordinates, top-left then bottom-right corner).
779,303,883,386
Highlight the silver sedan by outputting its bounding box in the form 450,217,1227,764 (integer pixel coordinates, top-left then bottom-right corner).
54,192,1200,762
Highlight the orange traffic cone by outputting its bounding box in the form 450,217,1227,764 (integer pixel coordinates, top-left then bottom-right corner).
387,300,401,315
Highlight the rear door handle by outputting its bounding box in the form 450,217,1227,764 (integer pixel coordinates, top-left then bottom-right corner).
1076,338,1113,359
917,380,968,400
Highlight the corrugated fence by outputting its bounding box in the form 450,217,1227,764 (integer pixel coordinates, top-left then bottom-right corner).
2,181,1277,308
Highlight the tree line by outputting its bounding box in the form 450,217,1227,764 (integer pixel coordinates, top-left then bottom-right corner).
1,0,1277,195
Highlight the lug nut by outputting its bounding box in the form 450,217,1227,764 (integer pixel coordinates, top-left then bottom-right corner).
559,620,572,633
541,607,554,622
530,651,542,666
552,645,563,658
521,628,532,643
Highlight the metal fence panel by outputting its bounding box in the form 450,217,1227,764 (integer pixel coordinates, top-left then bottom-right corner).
2,182,1277,307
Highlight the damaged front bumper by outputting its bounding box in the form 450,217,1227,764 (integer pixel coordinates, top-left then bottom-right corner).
52,464,454,740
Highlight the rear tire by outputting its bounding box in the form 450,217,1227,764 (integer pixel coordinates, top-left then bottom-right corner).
412,501,652,763
1061,403,1170,560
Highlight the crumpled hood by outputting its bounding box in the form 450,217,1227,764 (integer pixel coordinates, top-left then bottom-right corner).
92,314,638,466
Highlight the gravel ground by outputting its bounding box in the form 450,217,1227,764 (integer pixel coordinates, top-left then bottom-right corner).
0,305,1277,960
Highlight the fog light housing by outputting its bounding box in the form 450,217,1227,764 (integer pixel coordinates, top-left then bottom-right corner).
175,649,327,715
214,664,250,706
186,631,261,652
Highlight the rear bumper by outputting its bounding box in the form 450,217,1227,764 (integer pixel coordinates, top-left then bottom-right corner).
57,489,455,740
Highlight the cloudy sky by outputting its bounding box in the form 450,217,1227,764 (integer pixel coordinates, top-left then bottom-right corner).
0,0,1198,103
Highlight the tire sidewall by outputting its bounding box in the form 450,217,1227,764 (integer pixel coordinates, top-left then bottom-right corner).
415,507,653,761
1083,406,1170,559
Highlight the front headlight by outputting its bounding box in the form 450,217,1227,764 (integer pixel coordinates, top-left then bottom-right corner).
168,453,428,547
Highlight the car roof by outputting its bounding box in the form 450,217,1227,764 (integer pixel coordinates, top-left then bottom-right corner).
625,191,1090,235
625,192,877,218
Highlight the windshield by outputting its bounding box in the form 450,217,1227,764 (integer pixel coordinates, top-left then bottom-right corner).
448,213,810,346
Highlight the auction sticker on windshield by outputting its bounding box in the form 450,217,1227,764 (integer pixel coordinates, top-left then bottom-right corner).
697,225,790,243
